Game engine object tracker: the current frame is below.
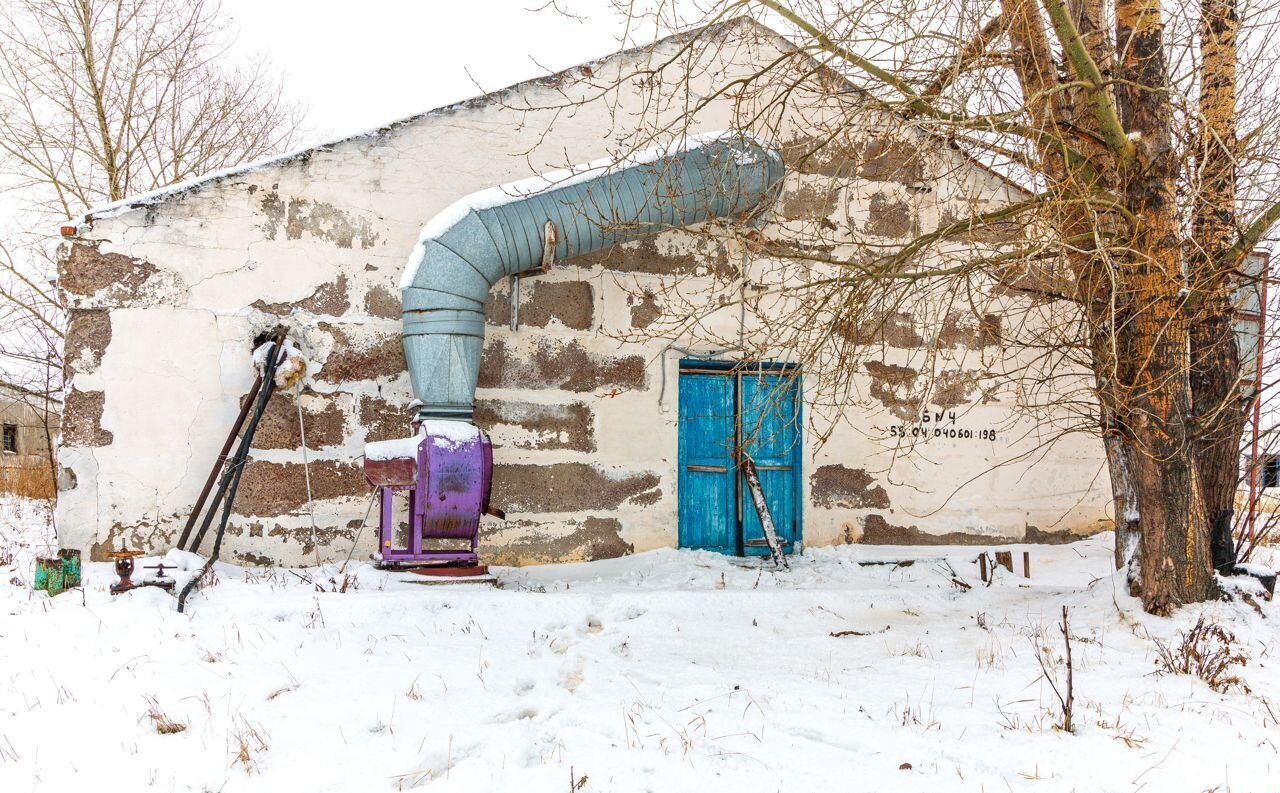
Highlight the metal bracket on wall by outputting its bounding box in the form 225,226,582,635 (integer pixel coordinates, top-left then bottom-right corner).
510,220,560,332
509,274,520,331
541,219,557,272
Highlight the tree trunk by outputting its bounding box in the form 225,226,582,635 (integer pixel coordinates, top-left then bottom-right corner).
1105,434,1141,585
1115,0,1216,613
1191,0,1243,574
1191,306,1244,573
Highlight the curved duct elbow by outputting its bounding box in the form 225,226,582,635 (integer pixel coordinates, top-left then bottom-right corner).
401,131,785,420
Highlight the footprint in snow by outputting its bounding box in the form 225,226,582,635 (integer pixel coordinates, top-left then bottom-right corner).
615,604,647,622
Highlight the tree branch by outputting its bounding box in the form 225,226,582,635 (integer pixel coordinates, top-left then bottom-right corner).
1041,0,1134,164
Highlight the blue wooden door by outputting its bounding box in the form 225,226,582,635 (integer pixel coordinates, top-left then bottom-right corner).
677,372,737,553
740,372,801,555
678,364,801,555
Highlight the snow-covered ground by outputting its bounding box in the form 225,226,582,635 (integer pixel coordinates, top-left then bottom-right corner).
2,496,1279,793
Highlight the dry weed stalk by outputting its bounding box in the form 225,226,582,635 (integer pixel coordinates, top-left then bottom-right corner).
0,461,54,499
144,697,187,735
1153,615,1250,694
1035,606,1074,732
230,717,270,773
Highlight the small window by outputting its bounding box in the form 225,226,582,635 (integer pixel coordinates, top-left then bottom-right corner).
1263,454,1280,489
2,424,16,453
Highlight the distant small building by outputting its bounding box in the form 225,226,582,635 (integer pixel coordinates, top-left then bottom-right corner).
0,382,58,498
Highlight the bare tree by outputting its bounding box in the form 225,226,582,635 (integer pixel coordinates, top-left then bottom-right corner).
561,0,1280,614
0,0,304,493
0,0,302,215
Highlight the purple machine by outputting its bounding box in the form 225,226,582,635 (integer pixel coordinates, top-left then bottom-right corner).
362,421,497,568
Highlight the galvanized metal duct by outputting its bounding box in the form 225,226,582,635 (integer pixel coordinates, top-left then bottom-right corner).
401,131,785,420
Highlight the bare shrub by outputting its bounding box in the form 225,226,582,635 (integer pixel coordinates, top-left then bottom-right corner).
0,459,54,499
1153,616,1251,694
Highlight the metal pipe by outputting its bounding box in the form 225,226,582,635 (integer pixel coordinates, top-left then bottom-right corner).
176,373,263,550
178,335,289,612
400,131,785,421
186,332,286,555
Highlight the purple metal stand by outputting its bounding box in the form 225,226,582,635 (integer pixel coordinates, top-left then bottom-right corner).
364,421,493,568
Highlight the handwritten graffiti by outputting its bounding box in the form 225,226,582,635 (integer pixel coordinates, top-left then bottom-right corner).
886,411,999,443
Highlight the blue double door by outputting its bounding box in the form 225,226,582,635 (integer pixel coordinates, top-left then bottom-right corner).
677,362,801,555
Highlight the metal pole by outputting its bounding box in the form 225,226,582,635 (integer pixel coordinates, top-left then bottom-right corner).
176,374,263,550
1248,253,1271,546
178,334,288,612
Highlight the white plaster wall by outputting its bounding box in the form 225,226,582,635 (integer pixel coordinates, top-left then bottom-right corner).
58,19,1113,564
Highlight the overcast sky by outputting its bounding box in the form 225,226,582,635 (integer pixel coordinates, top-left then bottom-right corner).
219,0,638,147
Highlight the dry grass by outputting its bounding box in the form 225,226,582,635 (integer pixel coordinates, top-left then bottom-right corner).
230,718,270,773
0,460,54,499
1153,616,1250,694
144,697,187,735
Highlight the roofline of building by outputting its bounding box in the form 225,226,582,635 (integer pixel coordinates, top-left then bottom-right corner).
73,14,1026,225
0,380,63,405
76,16,789,224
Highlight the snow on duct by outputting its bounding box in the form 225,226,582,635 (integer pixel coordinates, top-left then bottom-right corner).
401,131,786,420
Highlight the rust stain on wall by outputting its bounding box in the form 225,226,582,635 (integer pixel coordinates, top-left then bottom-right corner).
779,137,923,186
628,291,661,329
358,395,414,443
64,309,112,380
479,338,645,392
1025,524,1096,544
236,459,366,517
481,516,632,565
863,361,921,421
60,242,158,300
569,235,735,278
864,192,918,238
89,520,175,561
859,514,1015,545
938,312,1002,349
252,275,351,316
259,189,381,249
248,391,347,450
318,324,406,382
485,280,594,330
836,311,924,348
62,389,113,447
473,399,596,451
363,284,401,319
811,465,890,509
780,182,838,220
492,463,660,513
